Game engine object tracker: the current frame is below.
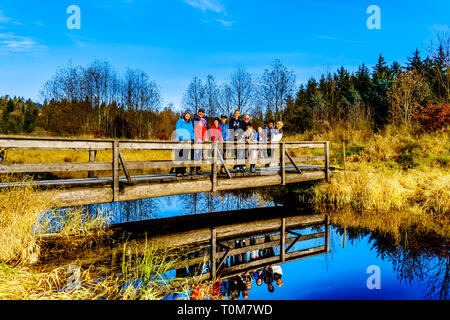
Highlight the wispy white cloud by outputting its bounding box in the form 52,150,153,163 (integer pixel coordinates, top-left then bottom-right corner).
0,10,11,23
0,10,22,25
65,33,95,48
184,0,234,28
0,32,46,54
216,18,234,27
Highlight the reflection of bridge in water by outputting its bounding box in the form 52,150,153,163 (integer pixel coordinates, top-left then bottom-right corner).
40,207,330,282
175,211,329,282
0,136,332,207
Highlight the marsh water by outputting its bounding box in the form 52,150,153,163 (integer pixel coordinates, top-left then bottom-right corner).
57,186,448,300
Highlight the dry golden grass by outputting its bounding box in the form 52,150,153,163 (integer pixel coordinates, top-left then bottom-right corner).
0,178,54,265
0,172,203,300
311,124,450,239
0,241,202,300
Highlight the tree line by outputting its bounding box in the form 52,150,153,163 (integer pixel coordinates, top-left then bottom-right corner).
283,42,449,133
0,35,448,138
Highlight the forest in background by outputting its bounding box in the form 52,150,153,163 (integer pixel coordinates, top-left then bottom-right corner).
0,35,449,139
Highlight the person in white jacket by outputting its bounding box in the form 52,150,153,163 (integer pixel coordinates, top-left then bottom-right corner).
270,121,284,142
266,121,283,167
271,264,283,287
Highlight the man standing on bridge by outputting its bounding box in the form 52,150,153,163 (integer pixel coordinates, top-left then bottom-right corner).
229,110,244,172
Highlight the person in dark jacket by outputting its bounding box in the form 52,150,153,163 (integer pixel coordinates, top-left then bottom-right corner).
229,110,244,172
264,120,275,167
239,114,253,173
231,239,247,266
242,114,252,132
264,266,275,293
229,109,242,134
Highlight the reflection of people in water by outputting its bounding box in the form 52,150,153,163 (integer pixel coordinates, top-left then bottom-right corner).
186,249,206,276
219,278,229,297
272,264,284,287
209,278,228,300
245,271,254,290
191,282,209,300
264,265,275,293
228,275,246,300
260,235,275,258
175,266,188,278
255,269,263,286
173,292,189,300
249,237,260,260
231,240,248,266
227,272,254,300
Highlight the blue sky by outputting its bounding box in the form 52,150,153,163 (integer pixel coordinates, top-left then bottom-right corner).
0,0,449,110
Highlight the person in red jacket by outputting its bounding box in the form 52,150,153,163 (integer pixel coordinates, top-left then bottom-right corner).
194,120,208,174
210,117,227,174
209,117,223,143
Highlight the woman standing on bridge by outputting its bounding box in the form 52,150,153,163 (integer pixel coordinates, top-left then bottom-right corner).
174,110,195,177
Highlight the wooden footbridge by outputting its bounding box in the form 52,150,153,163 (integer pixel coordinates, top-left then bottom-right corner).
0,136,332,207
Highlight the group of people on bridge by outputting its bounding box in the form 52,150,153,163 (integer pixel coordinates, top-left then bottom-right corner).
174,108,284,177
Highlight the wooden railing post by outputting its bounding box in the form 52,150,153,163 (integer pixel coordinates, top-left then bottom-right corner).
88,150,97,178
342,141,346,170
280,142,286,185
211,142,217,192
211,228,217,280
343,226,346,249
281,217,286,262
324,141,330,182
247,141,251,169
325,215,330,252
112,140,120,202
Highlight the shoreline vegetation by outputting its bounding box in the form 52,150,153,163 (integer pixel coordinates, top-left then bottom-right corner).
301,124,449,240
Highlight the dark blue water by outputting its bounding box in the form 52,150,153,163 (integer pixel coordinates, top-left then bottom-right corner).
87,191,275,224
161,222,447,300
240,226,437,300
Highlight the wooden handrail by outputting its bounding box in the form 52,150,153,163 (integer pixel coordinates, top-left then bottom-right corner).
0,137,331,196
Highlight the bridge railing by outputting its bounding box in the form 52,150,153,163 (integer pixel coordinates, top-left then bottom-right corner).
0,136,330,198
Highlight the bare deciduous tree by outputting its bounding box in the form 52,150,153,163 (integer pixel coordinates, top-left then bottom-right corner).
182,76,205,114
257,59,295,121
387,70,431,125
218,82,234,117
203,74,221,117
229,65,254,115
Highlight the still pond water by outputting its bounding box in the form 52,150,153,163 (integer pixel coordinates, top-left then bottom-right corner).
75,189,448,300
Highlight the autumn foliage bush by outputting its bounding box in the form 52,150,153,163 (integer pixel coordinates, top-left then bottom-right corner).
413,104,450,131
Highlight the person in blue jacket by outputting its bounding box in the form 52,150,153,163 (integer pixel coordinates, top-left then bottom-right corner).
175,110,194,176
219,114,230,142
219,115,230,174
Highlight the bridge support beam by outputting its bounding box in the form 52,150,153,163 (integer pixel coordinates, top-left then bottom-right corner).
43,171,327,208
324,141,330,182
112,140,120,202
